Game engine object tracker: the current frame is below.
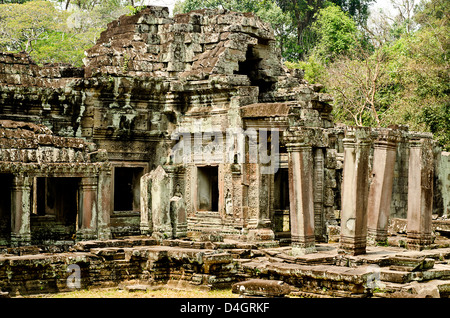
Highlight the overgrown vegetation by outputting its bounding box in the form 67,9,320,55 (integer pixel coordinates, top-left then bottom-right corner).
0,0,448,149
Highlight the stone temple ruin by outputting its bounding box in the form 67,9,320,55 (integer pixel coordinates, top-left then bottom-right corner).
1,6,450,298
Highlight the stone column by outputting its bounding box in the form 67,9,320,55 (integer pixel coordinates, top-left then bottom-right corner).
406,136,434,250
313,148,326,242
10,175,32,246
77,177,98,240
339,127,372,255
149,165,172,239
140,172,153,235
97,169,112,240
367,129,398,245
286,129,316,255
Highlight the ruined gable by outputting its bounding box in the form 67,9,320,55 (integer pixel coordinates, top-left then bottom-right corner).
84,6,284,87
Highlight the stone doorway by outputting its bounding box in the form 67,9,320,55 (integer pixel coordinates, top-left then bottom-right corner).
0,173,13,245
197,166,219,212
273,168,290,243
113,167,144,212
31,177,79,244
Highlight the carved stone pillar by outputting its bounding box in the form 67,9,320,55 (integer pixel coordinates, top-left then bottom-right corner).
148,165,172,239
97,169,112,240
10,175,31,246
140,172,153,235
77,177,98,240
286,129,316,255
406,136,434,250
339,127,371,255
313,148,326,242
367,129,398,245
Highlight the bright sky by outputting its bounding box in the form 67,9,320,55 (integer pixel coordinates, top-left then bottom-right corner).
145,0,177,14
370,0,396,14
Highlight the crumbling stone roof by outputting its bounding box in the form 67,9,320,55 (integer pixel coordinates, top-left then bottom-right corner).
84,6,284,81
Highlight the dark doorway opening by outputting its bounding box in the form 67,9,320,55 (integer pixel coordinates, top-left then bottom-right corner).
235,45,275,94
32,177,79,243
197,166,219,212
114,167,144,212
273,168,290,243
0,174,13,245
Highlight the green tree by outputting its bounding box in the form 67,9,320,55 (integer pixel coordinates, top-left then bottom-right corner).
0,1,63,53
381,0,450,148
275,0,373,59
0,0,136,66
311,4,360,63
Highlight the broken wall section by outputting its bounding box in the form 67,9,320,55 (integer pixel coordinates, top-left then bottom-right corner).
0,52,85,138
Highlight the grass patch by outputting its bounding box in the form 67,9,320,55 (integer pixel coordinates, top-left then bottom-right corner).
35,287,239,298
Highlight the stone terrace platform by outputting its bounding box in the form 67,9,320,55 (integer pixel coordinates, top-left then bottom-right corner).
1,236,450,298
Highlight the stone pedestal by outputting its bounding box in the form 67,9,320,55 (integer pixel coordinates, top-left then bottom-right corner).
339,127,371,255
77,177,98,240
10,176,31,246
367,130,398,245
407,137,434,250
286,134,316,255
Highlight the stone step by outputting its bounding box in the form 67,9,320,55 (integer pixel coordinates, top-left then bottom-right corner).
72,236,158,251
388,256,435,272
380,263,450,283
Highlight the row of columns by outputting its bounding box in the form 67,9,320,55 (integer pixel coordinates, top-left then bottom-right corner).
287,126,434,255
9,172,111,247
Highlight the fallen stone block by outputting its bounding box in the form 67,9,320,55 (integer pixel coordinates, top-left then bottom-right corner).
232,279,291,297
388,256,435,272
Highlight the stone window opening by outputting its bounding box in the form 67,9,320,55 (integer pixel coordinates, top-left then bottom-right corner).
113,167,144,212
197,166,219,212
235,44,274,94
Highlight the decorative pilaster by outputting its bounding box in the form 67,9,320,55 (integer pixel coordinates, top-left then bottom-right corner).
339,127,372,255
286,128,316,255
367,129,399,245
77,177,98,240
10,175,31,246
406,136,434,250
